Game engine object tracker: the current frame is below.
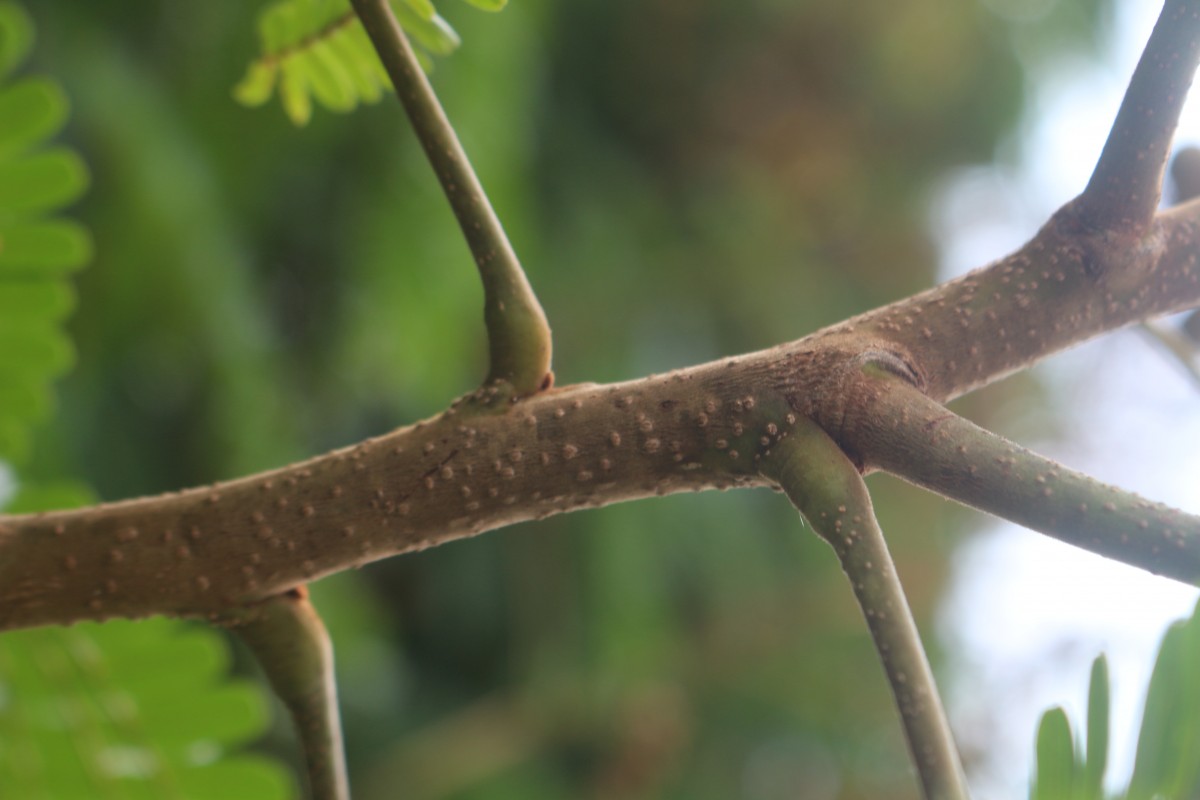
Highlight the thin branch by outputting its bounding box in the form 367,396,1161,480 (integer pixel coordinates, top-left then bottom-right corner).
348,0,552,397
843,375,1200,585
763,420,969,800
216,588,349,800
1076,0,1200,233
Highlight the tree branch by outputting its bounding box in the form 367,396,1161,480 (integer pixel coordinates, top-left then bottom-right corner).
217,588,349,800
764,420,969,800
840,373,1200,585
1079,0,1200,233
348,0,552,397
5,0,1200,633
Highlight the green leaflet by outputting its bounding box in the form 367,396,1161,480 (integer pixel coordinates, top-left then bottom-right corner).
0,1,33,80
0,148,88,214
1128,597,1200,799
1032,707,1077,800
233,0,485,126
0,77,69,161
461,0,507,10
0,220,92,275
0,7,294,797
1028,601,1200,800
0,2,90,467
0,619,294,799
1084,654,1109,797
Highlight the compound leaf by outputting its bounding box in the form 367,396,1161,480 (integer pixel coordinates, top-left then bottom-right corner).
235,0,487,125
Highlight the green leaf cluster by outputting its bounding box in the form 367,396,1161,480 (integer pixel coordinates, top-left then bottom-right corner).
0,1,90,466
1031,598,1200,800
0,7,294,798
1031,655,1109,800
234,0,505,126
0,618,294,799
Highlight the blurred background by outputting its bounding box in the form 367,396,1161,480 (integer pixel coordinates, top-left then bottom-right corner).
12,0,1200,797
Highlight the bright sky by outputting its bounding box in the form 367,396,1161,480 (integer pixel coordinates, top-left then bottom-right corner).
932,1,1200,795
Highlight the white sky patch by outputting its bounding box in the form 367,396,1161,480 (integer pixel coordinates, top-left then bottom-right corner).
930,1,1200,795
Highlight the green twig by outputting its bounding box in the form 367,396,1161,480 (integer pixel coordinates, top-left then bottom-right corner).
764,419,970,800
217,589,349,800
349,0,552,398
847,377,1200,585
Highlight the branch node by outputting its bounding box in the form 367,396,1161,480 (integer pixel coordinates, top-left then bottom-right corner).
216,588,350,800
350,0,553,397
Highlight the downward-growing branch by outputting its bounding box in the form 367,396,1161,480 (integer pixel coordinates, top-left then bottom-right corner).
765,422,969,800
349,0,552,397
217,588,348,800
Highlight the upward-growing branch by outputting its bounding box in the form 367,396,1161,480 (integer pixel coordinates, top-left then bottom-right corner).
1081,0,1200,232
349,0,552,397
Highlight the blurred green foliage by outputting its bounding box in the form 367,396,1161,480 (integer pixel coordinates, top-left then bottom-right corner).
1030,656,1107,800
13,0,1107,797
233,0,481,126
0,619,294,799
1032,599,1200,800
0,6,295,796
0,1,89,465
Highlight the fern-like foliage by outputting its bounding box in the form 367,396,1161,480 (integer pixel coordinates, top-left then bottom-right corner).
235,0,506,126
0,6,295,796
0,1,90,466
1030,598,1200,799
0,619,294,799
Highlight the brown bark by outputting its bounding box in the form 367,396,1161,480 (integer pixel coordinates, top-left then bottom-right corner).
3,193,1200,630
3,0,1200,640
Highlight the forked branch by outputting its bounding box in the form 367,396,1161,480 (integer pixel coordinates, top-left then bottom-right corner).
349,0,552,397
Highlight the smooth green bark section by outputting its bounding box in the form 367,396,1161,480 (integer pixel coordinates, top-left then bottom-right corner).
350,0,552,398
850,379,1200,587
765,420,969,800
218,590,349,800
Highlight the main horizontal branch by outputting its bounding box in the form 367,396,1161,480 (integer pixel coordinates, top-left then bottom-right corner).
4,188,1200,630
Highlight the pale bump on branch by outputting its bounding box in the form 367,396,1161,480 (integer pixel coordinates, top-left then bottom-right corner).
349,0,552,398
